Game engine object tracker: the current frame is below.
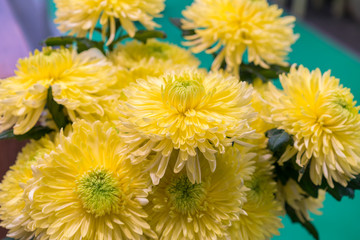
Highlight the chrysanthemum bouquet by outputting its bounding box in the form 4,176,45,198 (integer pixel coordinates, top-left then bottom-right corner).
1,0,359,239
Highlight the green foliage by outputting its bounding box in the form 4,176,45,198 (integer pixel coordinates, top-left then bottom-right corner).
46,87,71,130
265,129,293,158
0,126,53,141
285,203,319,240
44,36,105,54
170,18,195,37
239,63,291,83
108,30,167,50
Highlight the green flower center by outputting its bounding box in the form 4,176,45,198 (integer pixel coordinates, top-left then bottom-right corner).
167,175,205,213
163,74,205,113
146,45,168,59
76,169,122,217
335,98,353,112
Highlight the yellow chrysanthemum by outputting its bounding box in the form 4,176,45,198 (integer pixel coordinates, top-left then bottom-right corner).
24,121,155,240
0,47,118,135
277,179,325,223
0,134,58,240
119,70,258,184
54,0,165,44
228,148,283,240
108,39,200,92
146,146,251,240
182,0,298,75
268,65,360,187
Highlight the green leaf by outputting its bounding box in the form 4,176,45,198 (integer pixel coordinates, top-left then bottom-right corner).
285,203,319,240
239,63,291,83
320,179,355,201
266,128,294,158
46,87,71,130
0,126,53,141
108,30,167,50
132,30,167,43
44,36,105,54
169,18,195,37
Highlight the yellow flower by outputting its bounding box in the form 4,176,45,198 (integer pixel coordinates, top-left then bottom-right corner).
182,0,298,75
24,121,155,240
277,179,325,223
108,39,200,92
228,148,283,240
119,70,258,184
146,146,250,239
0,134,58,240
268,65,360,187
0,47,118,135
54,0,165,44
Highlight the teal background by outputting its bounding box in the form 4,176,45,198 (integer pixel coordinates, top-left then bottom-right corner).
50,0,360,239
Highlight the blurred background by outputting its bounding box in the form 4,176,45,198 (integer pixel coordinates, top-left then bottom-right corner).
0,0,360,239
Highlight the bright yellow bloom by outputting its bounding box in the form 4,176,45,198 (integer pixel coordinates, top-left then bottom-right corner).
108,39,200,92
0,47,118,135
119,70,258,184
0,134,58,240
228,148,283,240
54,0,165,44
268,65,360,187
146,146,250,239
182,0,298,75
277,179,325,223
24,121,155,240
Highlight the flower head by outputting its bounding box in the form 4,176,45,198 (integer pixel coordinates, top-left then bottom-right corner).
0,47,118,134
24,121,155,240
146,146,250,239
182,0,298,75
54,0,165,44
268,65,360,187
119,70,258,184
228,148,283,240
108,39,200,92
0,134,58,240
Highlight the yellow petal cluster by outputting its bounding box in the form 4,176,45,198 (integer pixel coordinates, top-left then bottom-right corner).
268,65,360,187
0,47,118,134
228,147,283,240
277,179,325,223
182,0,298,75
146,146,251,239
108,39,200,93
0,134,58,240
23,121,155,240
118,69,258,184
54,0,165,44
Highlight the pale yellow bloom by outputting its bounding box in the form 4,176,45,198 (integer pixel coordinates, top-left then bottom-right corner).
0,47,118,135
146,146,250,239
277,179,325,223
228,148,283,240
268,65,360,187
54,0,165,44
108,39,200,92
182,0,298,75
0,134,58,240
24,121,155,240
118,69,258,184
